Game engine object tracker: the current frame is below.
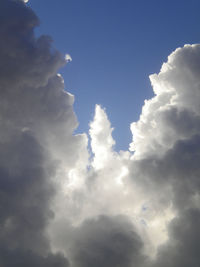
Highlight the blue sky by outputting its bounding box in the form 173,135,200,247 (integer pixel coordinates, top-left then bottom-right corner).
28,0,200,150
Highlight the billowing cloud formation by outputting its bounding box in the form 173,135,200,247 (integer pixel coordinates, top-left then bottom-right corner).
1,1,200,267
0,0,83,266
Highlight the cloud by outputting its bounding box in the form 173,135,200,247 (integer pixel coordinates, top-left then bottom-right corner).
67,215,146,267
1,0,200,267
0,0,79,265
153,208,200,267
128,44,200,266
65,54,72,63
130,44,200,159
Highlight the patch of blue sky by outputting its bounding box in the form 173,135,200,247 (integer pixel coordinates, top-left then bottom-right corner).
28,0,200,150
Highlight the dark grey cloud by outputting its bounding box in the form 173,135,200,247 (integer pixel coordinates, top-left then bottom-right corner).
0,0,71,266
134,134,200,210
0,248,69,267
0,130,69,266
0,0,64,89
68,215,147,267
154,208,200,267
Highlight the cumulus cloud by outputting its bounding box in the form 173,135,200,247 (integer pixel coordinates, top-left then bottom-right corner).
0,0,81,265
67,215,147,267
58,44,200,266
1,0,200,267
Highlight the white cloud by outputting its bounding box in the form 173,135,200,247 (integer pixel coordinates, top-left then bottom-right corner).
52,43,200,264
1,0,200,266
65,54,72,63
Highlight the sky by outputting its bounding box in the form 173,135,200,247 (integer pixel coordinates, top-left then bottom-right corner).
2,0,200,267
27,0,200,150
